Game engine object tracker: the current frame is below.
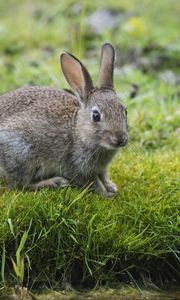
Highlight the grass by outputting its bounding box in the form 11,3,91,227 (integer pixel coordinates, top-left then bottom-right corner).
0,0,180,291
0,149,179,288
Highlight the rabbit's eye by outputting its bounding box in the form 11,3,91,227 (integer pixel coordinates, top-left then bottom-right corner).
92,110,101,122
124,108,127,117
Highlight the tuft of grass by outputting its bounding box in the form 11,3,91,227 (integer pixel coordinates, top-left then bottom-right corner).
0,244,6,287
10,222,31,286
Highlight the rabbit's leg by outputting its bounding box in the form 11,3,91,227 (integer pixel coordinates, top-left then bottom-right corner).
0,130,33,189
98,171,118,197
95,174,117,199
28,176,70,191
0,164,31,191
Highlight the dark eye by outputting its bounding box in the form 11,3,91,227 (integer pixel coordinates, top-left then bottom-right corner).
92,110,101,122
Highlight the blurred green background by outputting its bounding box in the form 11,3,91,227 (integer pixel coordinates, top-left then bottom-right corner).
0,0,179,150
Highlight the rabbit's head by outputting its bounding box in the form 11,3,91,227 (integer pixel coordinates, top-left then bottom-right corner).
61,43,128,150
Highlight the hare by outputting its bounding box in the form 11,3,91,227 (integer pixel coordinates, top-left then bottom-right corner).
0,43,128,198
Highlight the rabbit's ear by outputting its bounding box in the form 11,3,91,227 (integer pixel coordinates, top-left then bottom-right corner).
60,53,94,99
99,43,115,89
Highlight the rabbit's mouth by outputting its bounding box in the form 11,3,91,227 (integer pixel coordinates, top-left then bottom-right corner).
100,133,128,150
100,141,127,150
110,138,128,148
110,141,128,149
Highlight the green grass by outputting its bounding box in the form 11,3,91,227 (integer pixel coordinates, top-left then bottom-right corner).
0,0,180,290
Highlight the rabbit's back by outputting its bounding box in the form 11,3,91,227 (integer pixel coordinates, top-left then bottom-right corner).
0,86,79,121
0,85,81,164
0,86,81,187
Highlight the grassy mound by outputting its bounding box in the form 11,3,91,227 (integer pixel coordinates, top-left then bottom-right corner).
0,149,179,287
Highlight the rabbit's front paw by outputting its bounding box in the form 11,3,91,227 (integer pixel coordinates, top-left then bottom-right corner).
98,173,118,196
101,190,117,199
95,177,117,199
105,181,118,194
102,182,117,198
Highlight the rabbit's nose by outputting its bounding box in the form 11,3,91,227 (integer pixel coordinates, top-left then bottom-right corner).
114,131,128,147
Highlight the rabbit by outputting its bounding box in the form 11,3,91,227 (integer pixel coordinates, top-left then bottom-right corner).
0,43,128,198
